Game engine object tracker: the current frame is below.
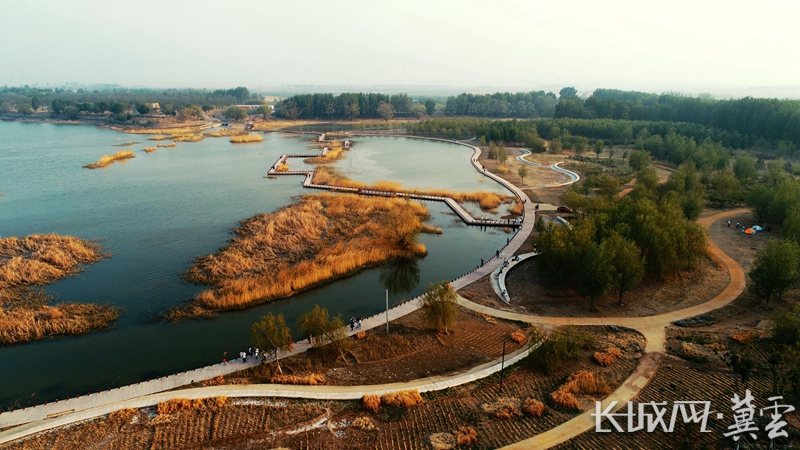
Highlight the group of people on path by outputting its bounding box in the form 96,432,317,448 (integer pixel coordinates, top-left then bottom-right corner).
222,348,268,366
349,316,362,332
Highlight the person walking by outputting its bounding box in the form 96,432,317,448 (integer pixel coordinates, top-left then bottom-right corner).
727,220,731,228
222,351,227,366
480,258,484,266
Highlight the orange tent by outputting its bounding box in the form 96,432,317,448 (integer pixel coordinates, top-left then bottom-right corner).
744,228,755,235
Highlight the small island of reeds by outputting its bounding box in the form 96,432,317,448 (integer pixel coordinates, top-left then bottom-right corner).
229,134,263,144
167,193,430,320
84,150,135,169
0,234,120,345
142,147,157,153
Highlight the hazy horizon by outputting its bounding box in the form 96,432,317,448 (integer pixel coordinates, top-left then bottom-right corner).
2,0,799,98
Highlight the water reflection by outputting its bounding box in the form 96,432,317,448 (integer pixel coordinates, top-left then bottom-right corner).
379,258,420,294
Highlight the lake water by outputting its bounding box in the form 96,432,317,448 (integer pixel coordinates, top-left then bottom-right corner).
0,122,510,409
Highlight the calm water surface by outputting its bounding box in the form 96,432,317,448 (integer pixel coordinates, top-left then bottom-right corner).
0,122,510,408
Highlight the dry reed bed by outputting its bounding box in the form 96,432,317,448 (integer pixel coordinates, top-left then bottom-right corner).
168,194,431,319
157,142,176,148
112,141,139,147
124,126,205,135
0,234,118,345
229,134,263,143
142,147,157,153
172,134,205,143
84,150,135,169
311,167,515,211
204,129,248,138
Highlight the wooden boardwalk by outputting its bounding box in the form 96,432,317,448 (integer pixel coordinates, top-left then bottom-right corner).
267,148,523,228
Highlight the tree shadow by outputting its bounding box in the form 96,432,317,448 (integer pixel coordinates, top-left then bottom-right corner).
379,258,420,294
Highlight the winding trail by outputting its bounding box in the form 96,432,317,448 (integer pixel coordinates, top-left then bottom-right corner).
0,131,750,449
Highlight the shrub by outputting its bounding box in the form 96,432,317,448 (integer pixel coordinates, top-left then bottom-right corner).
509,201,523,215
523,398,545,417
356,330,366,339
276,162,290,172
381,389,424,407
455,426,478,445
730,330,760,343
350,416,376,431
157,398,192,415
510,330,527,344
108,408,137,421
593,346,622,366
494,404,522,419
550,370,610,410
479,193,502,210
528,326,595,374
271,374,325,385
429,432,456,450
363,394,381,411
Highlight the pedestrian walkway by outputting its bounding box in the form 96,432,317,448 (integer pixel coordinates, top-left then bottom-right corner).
491,252,538,303
0,127,751,450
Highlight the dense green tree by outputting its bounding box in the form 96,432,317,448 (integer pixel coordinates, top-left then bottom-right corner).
135,103,151,115
109,102,126,114
559,87,578,99
593,139,604,158
377,101,395,121
15,103,33,115
410,103,426,119
549,138,562,154
748,239,800,306
419,282,458,333
628,150,651,171
580,241,617,311
782,209,800,243
497,145,508,165
178,105,203,121
734,153,758,183
424,99,436,115
708,170,742,205
30,96,39,111
62,105,79,120
518,165,528,185
606,234,645,306
251,313,293,372
223,106,248,121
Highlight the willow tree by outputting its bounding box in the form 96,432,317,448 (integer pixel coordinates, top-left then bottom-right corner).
420,282,458,334
251,313,293,373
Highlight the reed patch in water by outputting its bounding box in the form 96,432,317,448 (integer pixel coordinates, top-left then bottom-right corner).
167,194,430,320
84,150,135,169
0,234,118,345
230,134,263,143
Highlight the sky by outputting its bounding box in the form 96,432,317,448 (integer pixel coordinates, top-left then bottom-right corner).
2,0,799,97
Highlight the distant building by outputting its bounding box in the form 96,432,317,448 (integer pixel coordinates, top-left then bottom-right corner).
150,103,160,110
235,104,260,110
316,134,326,142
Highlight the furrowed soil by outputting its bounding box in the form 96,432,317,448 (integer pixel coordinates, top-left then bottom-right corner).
553,356,800,449
2,327,645,450
224,306,526,386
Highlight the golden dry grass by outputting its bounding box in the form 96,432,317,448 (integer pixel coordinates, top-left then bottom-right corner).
113,141,139,147
523,398,545,417
84,150,135,169
271,374,326,385
148,136,169,141
0,234,118,345
156,397,227,415
204,129,248,138
124,126,205,135
381,389,424,407
455,426,478,445
550,370,611,410
310,168,515,211
593,346,622,366
169,194,430,319
157,142,177,148
362,394,381,412
142,147,157,153
107,408,137,421
730,330,761,343
172,134,205,142
356,330,366,339
420,224,443,234
230,134,263,143
276,163,290,172
251,120,321,131
509,201,524,215
510,330,527,344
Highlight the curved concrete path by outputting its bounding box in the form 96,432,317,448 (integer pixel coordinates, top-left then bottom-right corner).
491,252,538,303
490,208,749,449
0,128,749,450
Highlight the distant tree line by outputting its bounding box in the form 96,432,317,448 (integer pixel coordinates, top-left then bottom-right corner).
274,93,424,120
556,88,800,150
443,91,557,118
0,85,255,120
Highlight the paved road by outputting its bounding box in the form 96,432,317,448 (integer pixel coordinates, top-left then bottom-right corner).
0,129,750,450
